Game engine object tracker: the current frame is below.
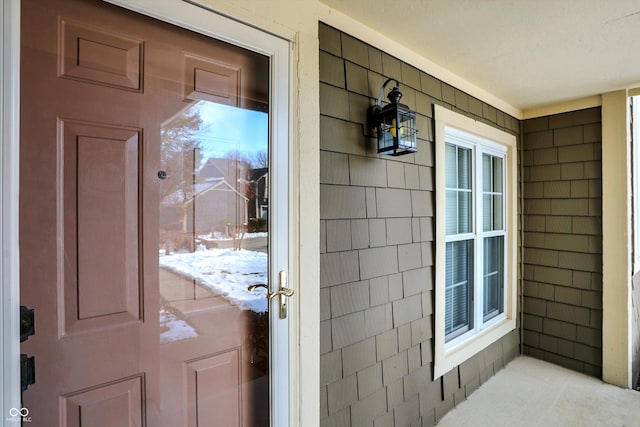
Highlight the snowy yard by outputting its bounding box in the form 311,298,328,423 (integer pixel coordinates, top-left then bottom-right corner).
160,310,198,343
159,246,269,313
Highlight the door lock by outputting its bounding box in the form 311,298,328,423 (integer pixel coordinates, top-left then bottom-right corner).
21,354,35,392
20,305,35,342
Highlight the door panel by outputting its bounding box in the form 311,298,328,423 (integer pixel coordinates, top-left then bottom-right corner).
184,53,240,105
61,374,145,427
61,120,142,334
20,0,273,425
59,19,144,91
185,350,242,427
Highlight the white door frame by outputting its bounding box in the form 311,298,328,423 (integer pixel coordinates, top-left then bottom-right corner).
1,0,297,424
1,0,22,421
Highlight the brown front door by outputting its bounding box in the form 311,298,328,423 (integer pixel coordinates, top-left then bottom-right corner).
20,0,273,425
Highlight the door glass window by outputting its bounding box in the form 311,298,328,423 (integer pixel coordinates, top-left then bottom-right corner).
158,70,269,426
159,101,269,314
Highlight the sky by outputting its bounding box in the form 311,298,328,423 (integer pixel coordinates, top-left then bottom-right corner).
195,101,268,160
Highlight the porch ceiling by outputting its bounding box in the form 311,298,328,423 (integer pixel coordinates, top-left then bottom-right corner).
321,0,640,112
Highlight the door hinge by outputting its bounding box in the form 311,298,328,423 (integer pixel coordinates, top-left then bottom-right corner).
20,354,35,392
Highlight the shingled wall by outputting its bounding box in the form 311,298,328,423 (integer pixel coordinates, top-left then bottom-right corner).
319,23,521,427
521,108,603,377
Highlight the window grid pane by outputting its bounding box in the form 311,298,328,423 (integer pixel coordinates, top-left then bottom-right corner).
445,190,457,234
493,157,503,193
483,235,504,321
445,143,473,236
482,193,492,231
445,144,457,188
458,191,471,233
445,240,474,340
482,154,491,192
458,148,471,189
482,153,504,232
493,195,503,230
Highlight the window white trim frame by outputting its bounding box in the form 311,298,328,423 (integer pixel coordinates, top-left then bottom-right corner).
434,105,517,379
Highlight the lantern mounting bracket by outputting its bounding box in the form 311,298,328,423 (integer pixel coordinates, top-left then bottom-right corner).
367,78,401,126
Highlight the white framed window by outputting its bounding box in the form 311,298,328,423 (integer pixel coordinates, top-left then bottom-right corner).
434,105,517,379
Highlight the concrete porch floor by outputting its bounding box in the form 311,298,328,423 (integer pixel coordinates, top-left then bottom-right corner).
437,356,640,427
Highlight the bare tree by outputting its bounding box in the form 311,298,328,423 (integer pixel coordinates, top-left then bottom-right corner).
251,150,269,168
160,105,204,202
223,150,252,166
160,104,204,253
216,151,254,251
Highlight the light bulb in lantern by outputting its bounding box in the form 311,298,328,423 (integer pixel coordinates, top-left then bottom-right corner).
389,119,404,138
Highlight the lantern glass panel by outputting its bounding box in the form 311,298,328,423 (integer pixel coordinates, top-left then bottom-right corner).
378,111,396,152
376,104,395,152
398,110,417,152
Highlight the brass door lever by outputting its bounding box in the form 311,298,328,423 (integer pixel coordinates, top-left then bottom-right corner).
247,271,293,319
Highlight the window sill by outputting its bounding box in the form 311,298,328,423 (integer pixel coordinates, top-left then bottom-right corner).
434,313,516,379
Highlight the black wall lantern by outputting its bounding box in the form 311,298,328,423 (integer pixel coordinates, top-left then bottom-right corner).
368,78,418,156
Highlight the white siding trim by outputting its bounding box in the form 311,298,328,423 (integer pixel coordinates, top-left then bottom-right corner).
522,95,603,120
601,90,633,388
317,3,521,120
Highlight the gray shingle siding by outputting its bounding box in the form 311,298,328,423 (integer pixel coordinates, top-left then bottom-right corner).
522,108,603,377
319,23,520,426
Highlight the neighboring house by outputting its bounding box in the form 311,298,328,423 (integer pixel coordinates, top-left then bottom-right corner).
161,176,249,233
248,167,269,220
160,157,251,252
2,1,640,427
198,157,250,183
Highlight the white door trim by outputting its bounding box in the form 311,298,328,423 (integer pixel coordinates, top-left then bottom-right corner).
2,0,297,424
1,0,22,422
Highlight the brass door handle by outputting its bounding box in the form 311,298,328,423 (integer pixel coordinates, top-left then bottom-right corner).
246,271,293,319
247,283,293,299
273,271,293,319
267,287,294,300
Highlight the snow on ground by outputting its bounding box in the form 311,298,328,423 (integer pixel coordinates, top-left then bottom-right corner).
159,247,268,313
198,231,268,241
160,310,198,343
